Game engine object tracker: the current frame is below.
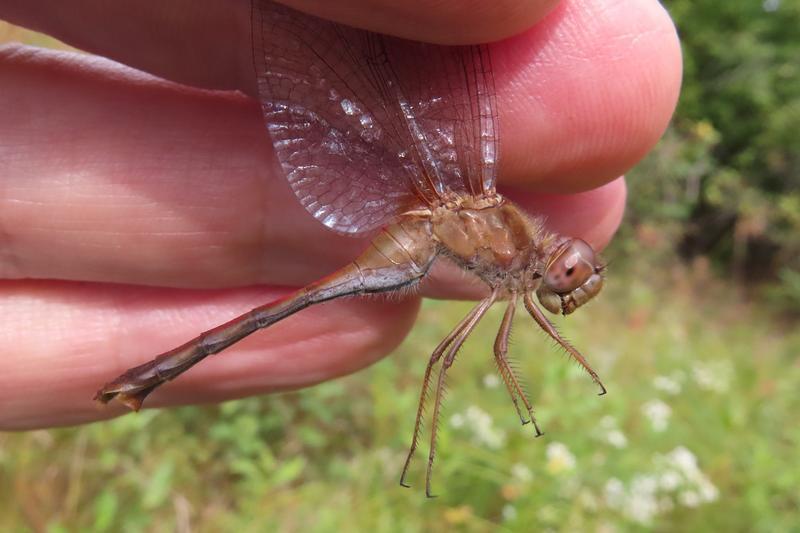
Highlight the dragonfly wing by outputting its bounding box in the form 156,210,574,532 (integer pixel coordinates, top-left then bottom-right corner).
252,1,501,233
366,38,500,199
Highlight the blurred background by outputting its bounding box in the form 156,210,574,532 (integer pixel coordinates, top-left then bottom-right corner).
1,0,799,531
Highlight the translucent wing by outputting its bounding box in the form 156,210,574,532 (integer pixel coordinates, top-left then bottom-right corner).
252,1,499,234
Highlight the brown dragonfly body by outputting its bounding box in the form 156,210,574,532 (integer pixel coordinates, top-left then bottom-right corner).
96,0,607,496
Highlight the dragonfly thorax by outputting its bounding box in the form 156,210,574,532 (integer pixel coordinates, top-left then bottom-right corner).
429,198,555,291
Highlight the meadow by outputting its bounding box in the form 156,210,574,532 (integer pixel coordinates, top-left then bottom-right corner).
2,245,798,531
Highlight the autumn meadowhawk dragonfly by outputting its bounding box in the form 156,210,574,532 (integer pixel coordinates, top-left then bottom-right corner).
96,0,607,496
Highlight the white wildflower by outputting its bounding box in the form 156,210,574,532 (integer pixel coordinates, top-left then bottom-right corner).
601,446,720,524
653,374,682,395
691,360,732,393
631,474,659,496
606,430,628,449
642,400,672,432
604,476,659,524
698,477,720,503
501,504,517,521
763,0,780,14
483,373,500,389
661,446,719,506
658,470,682,491
461,405,507,449
627,493,659,524
511,463,533,483
597,416,627,448
603,478,626,509
666,446,698,474
545,442,576,474
679,490,701,508
628,478,659,524
599,415,618,430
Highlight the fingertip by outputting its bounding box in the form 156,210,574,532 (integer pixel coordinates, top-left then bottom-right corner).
496,0,682,192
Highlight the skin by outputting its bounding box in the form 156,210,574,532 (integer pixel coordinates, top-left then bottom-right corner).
0,0,682,430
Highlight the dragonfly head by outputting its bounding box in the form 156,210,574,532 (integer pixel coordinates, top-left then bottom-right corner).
536,239,605,315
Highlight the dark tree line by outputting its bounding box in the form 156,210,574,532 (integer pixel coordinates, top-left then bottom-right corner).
625,0,800,307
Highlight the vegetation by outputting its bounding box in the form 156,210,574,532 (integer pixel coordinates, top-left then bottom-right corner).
2,0,799,530
628,0,800,310
2,261,799,531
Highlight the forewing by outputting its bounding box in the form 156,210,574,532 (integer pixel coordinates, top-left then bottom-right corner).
252,1,500,234
376,36,498,196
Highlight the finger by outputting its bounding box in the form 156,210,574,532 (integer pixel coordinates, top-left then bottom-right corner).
494,0,681,190
3,0,681,183
275,0,559,44
0,0,254,90
1,0,558,90
4,1,681,191
1,0,680,191
0,45,628,288
0,280,420,430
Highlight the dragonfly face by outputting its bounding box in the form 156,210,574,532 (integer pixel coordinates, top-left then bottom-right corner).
537,239,605,315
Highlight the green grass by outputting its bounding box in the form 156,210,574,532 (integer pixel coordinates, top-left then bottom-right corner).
2,255,799,532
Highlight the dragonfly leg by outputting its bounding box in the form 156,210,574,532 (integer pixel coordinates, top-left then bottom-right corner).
494,293,543,436
96,225,438,410
425,290,498,498
523,292,607,396
399,298,490,488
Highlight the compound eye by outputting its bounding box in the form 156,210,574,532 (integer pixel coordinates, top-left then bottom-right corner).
543,239,596,293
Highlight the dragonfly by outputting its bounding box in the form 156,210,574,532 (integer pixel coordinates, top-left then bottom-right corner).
96,0,607,496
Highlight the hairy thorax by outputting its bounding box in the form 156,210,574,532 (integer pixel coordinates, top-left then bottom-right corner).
428,196,557,291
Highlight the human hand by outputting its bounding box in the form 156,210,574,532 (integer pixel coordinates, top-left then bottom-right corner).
0,0,680,429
